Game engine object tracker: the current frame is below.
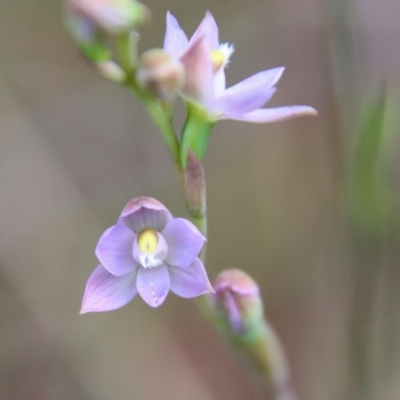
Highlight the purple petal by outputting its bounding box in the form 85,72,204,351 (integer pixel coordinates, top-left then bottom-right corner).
190,11,219,50
118,197,173,233
71,0,134,33
136,265,170,307
180,36,214,110
163,11,189,59
218,105,318,123
95,225,138,276
80,265,138,314
65,5,97,43
221,292,244,335
169,258,213,298
216,88,276,116
215,68,284,114
162,218,205,268
213,67,226,98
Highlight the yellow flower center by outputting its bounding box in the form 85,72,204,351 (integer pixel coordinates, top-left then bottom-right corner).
210,44,235,73
137,228,158,254
211,49,225,73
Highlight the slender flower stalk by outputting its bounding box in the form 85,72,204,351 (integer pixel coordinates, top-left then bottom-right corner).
117,33,137,73
184,151,207,237
107,34,186,193
132,81,186,191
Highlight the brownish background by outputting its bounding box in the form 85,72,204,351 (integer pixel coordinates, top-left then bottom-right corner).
0,0,399,399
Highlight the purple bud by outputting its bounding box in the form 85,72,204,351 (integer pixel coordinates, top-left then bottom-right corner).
68,0,150,35
211,270,295,398
212,269,263,334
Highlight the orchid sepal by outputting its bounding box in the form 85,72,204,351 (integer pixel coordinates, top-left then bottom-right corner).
180,101,214,169
82,39,111,63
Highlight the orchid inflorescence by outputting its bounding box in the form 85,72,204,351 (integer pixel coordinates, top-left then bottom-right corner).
66,1,315,392
66,0,317,310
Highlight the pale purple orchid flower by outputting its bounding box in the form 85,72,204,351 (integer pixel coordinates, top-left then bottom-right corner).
163,11,317,123
80,197,213,312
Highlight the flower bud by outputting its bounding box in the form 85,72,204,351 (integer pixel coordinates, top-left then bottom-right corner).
64,8,98,44
68,0,150,34
96,60,126,82
184,150,206,220
211,270,293,397
137,49,185,100
212,269,263,334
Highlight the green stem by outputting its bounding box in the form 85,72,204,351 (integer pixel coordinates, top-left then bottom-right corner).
117,34,134,73
126,78,185,193
182,151,207,260
182,150,209,314
189,212,207,274
190,215,207,244
116,33,184,193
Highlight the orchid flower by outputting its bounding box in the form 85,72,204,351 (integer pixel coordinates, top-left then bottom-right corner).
163,11,317,123
80,197,213,311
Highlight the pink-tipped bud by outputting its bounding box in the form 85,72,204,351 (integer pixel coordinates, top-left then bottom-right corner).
212,269,263,335
137,49,185,100
68,0,150,34
211,270,293,397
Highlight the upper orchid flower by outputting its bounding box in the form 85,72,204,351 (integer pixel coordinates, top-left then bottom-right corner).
80,197,213,311
163,11,317,124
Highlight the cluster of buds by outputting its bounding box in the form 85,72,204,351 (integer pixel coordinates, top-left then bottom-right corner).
64,0,149,83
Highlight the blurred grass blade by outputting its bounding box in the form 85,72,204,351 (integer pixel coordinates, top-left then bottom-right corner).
348,84,396,234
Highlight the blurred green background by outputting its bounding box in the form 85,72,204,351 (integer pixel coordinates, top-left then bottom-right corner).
0,0,399,399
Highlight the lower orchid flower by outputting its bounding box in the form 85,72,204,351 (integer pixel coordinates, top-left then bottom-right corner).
80,196,213,312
